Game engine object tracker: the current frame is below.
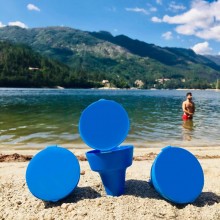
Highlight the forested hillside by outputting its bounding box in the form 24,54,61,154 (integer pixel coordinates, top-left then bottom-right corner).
0,26,220,89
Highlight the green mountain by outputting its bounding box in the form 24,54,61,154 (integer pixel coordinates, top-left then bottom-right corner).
0,42,100,88
91,31,220,70
0,26,219,89
204,55,220,66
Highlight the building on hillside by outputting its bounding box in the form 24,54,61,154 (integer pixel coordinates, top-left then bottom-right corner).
102,80,110,88
155,78,170,84
134,79,144,88
29,67,40,70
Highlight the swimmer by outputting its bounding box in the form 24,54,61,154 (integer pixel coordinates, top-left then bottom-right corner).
182,92,195,120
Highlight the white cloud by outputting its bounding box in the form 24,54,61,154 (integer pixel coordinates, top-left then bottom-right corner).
162,31,173,40
0,21,5,28
191,41,213,55
175,24,196,35
218,52,220,55
8,21,28,29
156,0,162,5
27,3,40,12
152,0,220,41
125,7,148,15
169,1,186,11
196,25,220,41
151,16,162,22
150,7,157,12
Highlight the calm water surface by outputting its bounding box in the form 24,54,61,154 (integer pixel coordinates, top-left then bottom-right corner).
0,88,219,149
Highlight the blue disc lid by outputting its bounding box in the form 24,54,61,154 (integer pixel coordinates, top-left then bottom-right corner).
26,146,80,202
151,146,204,204
79,99,129,151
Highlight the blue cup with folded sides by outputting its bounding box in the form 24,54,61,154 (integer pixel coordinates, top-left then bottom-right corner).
79,99,133,196
86,146,133,196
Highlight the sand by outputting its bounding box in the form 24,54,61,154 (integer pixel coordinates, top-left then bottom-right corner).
0,147,220,220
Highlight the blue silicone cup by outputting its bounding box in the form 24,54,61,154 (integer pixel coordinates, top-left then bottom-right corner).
86,145,134,196
26,146,80,202
79,99,130,151
151,146,204,204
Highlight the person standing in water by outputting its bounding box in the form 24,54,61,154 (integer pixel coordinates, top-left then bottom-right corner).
182,92,195,120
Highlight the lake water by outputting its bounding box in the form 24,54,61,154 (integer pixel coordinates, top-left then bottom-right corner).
0,88,219,149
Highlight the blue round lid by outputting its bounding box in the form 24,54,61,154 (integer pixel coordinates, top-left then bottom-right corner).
151,146,204,204
26,146,80,202
79,99,129,151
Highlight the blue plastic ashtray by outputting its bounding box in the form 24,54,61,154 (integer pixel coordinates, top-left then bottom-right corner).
79,99,129,151
26,146,80,202
86,145,133,196
151,146,204,204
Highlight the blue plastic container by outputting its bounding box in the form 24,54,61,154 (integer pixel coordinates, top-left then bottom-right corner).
79,99,129,151
79,99,133,196
26,146,80,202
86,146,133,196
150,146,204,204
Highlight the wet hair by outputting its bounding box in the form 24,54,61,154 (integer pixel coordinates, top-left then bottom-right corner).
186,92,192,96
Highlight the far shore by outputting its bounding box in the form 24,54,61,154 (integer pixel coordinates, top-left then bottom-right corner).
0,87,219,91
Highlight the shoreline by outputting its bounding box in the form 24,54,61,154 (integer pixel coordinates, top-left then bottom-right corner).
1,146,220,162
1,141,220,151
0,87,219,90
1,151,220,163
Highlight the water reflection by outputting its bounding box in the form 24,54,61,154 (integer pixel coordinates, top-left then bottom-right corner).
182,120,194,141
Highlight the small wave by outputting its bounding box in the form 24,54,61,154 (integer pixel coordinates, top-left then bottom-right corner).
9,128,17,131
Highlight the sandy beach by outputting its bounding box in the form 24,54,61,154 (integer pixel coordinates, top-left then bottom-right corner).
0,147,220,220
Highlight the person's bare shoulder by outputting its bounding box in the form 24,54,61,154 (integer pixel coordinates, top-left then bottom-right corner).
182,100,186,110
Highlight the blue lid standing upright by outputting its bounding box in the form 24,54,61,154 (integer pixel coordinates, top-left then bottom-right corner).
79,99,130,151
79,99,133,196
26,146,80,202
151,146,204,204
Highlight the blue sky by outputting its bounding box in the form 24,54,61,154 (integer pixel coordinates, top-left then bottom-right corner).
0,0,220,55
